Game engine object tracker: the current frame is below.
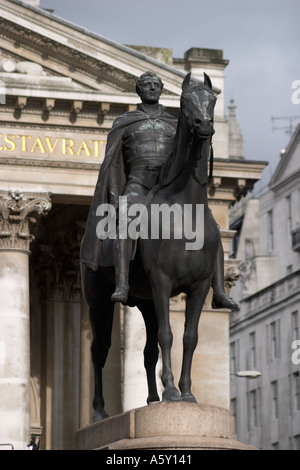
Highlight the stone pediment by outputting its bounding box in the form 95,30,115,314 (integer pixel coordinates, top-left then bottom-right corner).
270,124,300,190
0,0,184,99
0,45,113,91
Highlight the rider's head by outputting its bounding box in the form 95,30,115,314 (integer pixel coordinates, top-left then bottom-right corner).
136,71,163,105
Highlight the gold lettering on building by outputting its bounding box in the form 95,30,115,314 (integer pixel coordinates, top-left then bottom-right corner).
18,135,32,152
45,137,60,153
4,135,16,151
89,139,100,157
62,138,75,155
31,137,46,153
0,134,106,158
77,139,92,157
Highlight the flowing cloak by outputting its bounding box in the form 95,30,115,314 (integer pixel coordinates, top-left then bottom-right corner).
80,104,178,271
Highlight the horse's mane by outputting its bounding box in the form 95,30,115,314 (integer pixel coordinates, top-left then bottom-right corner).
158,118,181,186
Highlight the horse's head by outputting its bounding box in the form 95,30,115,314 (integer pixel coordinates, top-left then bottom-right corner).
180,73,216,140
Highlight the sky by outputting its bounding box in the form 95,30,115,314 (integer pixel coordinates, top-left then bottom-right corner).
39,0,300,190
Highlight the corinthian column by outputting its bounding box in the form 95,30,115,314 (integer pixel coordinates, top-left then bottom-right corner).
0,190,51,450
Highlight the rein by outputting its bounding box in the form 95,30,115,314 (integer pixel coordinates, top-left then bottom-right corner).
209,136,214,181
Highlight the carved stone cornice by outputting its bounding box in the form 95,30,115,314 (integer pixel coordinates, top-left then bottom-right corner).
0,190,51,252
0,156,101,171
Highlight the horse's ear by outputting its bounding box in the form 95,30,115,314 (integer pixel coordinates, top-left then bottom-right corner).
182,73,191,91
204,72,212,89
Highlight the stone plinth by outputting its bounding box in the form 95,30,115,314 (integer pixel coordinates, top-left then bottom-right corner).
75,402,256,450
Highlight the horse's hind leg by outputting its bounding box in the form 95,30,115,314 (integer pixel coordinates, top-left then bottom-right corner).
90,300,115,422
179,278,211,402
81,263,115,422
135,299,160,404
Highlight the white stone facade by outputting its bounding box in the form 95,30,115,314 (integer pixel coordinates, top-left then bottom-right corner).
230,125,300,449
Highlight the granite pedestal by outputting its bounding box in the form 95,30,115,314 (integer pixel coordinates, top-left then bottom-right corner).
75,402,256,450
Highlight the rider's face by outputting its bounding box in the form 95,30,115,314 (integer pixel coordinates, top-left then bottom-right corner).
139,77,162,104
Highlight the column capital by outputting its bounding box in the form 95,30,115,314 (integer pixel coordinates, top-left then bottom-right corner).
0,190,52,252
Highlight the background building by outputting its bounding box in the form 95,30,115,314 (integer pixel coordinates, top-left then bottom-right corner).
229,124,300,450
0,0,265,449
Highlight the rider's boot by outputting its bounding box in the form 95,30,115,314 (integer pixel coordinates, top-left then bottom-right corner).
212,240,239,310
111,238,131,303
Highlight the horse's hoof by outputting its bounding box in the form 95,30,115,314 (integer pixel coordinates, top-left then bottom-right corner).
147,394,160,405
181,393,197,403
148,399,160,406
162,387,182,402
92,410,109,423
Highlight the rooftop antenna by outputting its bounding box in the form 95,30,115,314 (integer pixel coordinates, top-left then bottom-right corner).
271,116,300,135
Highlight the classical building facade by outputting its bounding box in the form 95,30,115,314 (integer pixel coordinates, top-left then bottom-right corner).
0,0,265,449
229,124,300,450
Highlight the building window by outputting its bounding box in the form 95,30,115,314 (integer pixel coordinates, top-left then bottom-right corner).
248,389,258,428
271,381,279,419
268,210,274,253
286,264,293,275
231,398,238,435
292,311,299,342
249,331,256,369
286,195,292,236
294,435,300,450
230,341,239,374
245,239,254,259
294,372,300,411
269,320,280,360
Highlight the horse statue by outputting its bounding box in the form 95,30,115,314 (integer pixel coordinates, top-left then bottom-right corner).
80,72,220,422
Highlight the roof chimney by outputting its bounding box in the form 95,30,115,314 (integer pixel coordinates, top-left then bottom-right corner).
22,0,41,7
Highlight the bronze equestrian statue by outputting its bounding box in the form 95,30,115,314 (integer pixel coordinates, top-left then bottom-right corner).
80,71,238,421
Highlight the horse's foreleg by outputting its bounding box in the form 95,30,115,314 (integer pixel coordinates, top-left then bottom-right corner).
179,279,211,402
137,299,160,404
150,272,181,402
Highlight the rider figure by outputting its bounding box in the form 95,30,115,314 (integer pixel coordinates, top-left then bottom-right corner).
107,71,237,310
